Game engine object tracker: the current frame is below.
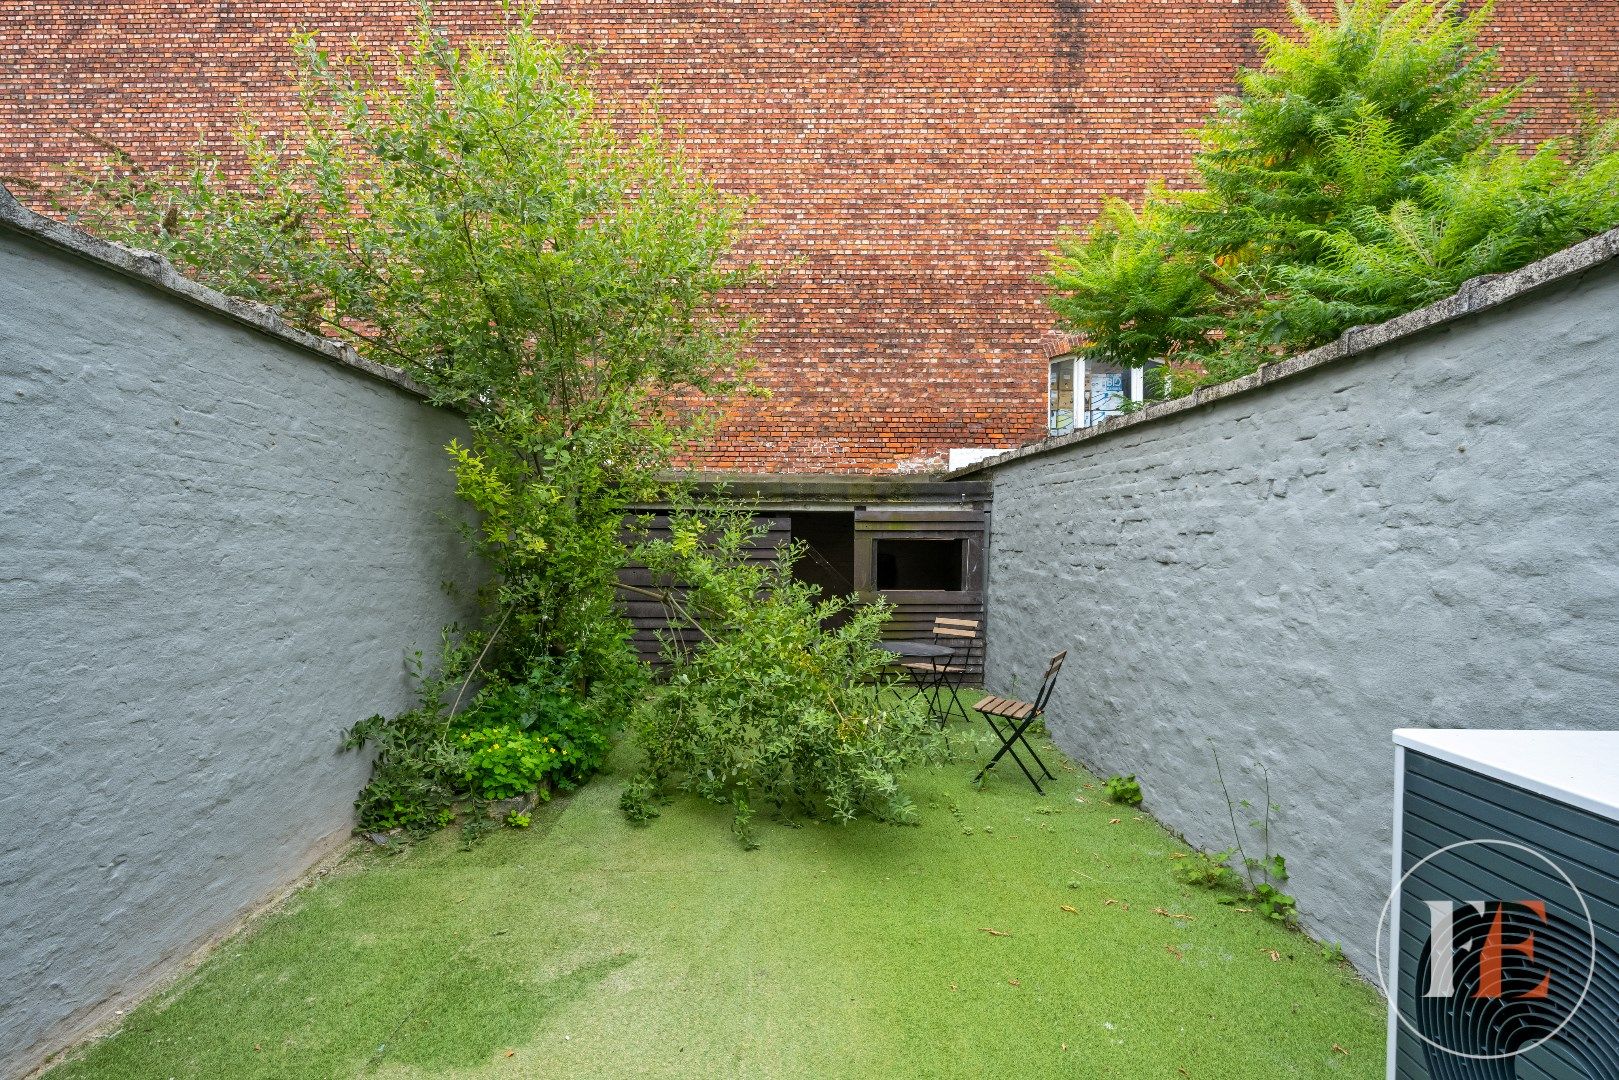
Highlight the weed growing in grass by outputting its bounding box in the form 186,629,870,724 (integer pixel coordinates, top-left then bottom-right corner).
1103,775,1143,806
1174,848,1245,891
1173,745,1298,926
618,776,663,824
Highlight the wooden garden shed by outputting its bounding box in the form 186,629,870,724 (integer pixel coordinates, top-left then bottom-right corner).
622,475,991,673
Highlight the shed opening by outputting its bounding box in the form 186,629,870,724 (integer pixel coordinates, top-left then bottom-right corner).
874,537,965,591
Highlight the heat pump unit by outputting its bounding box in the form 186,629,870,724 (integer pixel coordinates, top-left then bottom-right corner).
1387,730,1619,1079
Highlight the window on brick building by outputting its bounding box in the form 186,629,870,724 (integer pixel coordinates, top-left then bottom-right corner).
1048,358,1076,435
1050,353,1149,434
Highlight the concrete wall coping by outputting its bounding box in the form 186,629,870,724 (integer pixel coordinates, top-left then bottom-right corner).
679,472,991,503
948,225,1619,478
0,184,437,403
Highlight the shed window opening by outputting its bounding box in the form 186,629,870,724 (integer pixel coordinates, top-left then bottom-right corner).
874,538,965,591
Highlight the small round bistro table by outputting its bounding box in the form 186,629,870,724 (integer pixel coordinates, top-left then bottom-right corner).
876,640,955,661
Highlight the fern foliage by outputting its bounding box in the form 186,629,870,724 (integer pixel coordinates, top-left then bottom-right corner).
1046,0,1619,395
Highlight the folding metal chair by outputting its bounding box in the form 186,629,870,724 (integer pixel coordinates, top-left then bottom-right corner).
901,617,981,723
972,650,1066,794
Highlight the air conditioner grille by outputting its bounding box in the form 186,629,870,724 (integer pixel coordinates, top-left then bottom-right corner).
1396,751,1619,1079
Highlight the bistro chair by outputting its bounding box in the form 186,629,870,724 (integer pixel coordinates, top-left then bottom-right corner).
901,617,982,723
972,650,1066,794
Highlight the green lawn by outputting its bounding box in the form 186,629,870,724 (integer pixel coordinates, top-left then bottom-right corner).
49,714,1385,1079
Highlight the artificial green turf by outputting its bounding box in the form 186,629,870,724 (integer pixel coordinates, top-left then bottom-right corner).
48,713,1385,1079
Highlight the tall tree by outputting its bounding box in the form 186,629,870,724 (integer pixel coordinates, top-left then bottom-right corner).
68,10,758,697
1046,0,1619,396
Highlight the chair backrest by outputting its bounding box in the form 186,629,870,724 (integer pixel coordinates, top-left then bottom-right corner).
1033,650,1067,713
932,617,982,667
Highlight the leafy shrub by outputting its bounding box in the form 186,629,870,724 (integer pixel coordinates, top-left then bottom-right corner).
344,643,612,835
1103,774,1143,806
457,724,562,800
623,507,943,846
466,673,613,786
345,714,463,832
66,10,750,781
1046,0,1619,398
343,643,473,834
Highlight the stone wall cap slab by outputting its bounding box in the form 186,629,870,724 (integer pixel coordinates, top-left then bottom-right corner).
0,182,438,403
948,226,1619,478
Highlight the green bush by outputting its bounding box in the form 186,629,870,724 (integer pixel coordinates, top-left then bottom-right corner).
66,10,752,810
344,644,613,834
466,674,613,785
623,508,943,846
343,641,473,834
1103,774,1143,806
457,724,561,800
1046,0,1619,397
346,720,463,833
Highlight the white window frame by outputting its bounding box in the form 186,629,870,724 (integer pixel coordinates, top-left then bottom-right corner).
1050,352,1152,434
1048,357,1076,436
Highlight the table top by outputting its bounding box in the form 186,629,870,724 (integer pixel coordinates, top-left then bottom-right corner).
878,640,956,659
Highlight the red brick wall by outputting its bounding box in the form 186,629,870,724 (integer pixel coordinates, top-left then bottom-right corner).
4,2,1615,474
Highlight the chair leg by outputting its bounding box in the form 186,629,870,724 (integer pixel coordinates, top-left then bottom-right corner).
1002,715,1052,791
907,666,944,721
980,715,1036,781
925,669,947,721
975,742,1045,795
1015,722,1056,781
939,673,971,725
974,715,1046,795
987,709,1055,780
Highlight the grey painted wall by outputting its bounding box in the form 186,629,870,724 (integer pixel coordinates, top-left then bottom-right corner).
0,223,480,1076
981,256,1619,977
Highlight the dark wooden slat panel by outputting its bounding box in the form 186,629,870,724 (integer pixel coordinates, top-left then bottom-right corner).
615,511,793,667
854,526,986,538
624,515,792,535
854,510,987,525
866,590,984,606
622,600,685,618
618,510,986,676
